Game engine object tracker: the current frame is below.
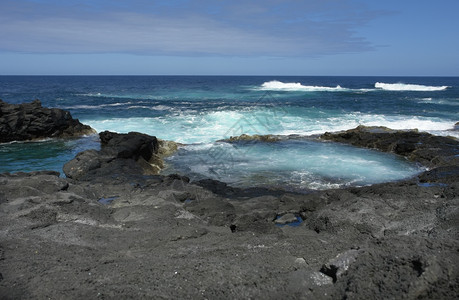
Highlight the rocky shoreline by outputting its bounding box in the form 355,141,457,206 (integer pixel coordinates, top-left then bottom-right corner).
0,99,95,143
0,102,458,299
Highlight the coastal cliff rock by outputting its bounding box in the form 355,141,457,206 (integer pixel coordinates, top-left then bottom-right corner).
0,99,95,143
63,131,176,180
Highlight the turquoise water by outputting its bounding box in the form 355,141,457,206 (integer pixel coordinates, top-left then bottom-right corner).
1,76,457,189
163,139,422,191
0,136,100,174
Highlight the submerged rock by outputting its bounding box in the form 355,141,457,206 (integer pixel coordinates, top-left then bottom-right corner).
0,99,95,143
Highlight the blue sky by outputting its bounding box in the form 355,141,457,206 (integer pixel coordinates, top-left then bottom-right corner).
0,0,458,75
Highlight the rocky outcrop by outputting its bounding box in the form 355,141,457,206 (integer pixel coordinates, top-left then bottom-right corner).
321,125,459,168
218,133,280,143
63,131,177,180
0,99,95,143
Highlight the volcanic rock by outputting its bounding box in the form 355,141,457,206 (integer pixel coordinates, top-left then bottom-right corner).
63,131,173,180
1,124,459,299
321,125,459,168
0,99,95,143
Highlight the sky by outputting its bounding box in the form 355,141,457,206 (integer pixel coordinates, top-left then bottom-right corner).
0,0,458,76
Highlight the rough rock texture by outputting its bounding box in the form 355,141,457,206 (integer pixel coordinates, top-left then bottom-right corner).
0,99,95,143
321,125,459,168
63,131,176,180
1,126,458,299
63,131,158,180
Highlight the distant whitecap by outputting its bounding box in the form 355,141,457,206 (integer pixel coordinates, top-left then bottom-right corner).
375,82,449,91
259,80,348,92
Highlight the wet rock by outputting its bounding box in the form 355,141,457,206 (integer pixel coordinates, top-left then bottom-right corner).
64,131,165,180
195,178,235,196
321,125,459,168
418,165,459,184
0,99,95,142
99,130,158,161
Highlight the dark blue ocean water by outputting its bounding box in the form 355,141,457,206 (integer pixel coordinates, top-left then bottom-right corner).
1,76,457,190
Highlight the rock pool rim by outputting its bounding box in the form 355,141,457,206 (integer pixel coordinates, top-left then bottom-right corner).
163,132,427,192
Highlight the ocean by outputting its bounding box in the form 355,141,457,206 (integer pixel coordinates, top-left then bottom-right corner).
1,76,458,190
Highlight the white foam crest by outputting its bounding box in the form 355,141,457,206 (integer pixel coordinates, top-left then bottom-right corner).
61,102,133,109
61,105,104,109
82,109,458,144
76,92,102,97
416,98,459,106
127,105,150,109
359,115,455,132
375,82,449,91
258,80,349,92
154,105,175,111
127,105,174,111
106,102,132,106
275,112,457,139
77,92,164,100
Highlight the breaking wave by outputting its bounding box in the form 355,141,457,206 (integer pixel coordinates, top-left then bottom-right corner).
375,82,449,91
81,108,458,144
258,80,350,92
60,102,134,109
258,81,451,93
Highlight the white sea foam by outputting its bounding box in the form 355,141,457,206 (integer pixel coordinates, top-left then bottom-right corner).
416,97,459,106
77,92,164,100
82,107,458,144
125,105,176,112
258,80,450,93
60,105,104,109
61,102,133,109
357,115,455,132
375,82,449,91
107,102,132,106
258,80,349,92
288,114,458,138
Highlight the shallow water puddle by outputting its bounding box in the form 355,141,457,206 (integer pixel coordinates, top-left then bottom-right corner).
98,196,118,205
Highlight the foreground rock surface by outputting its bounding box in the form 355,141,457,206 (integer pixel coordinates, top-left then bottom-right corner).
0,99,95,143
1,126,458,299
